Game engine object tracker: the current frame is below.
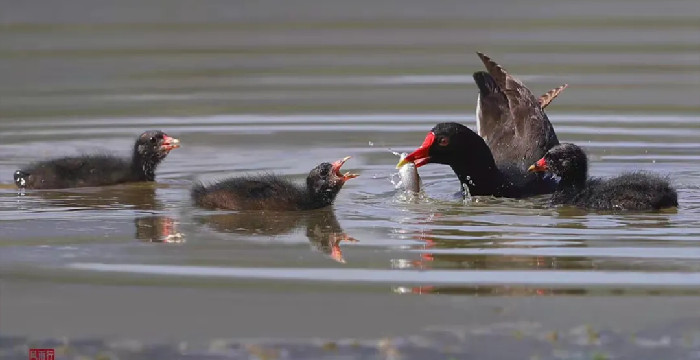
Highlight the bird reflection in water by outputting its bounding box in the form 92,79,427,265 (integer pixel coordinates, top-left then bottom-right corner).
390,224,596,296
22,182,161,210
25,183,186,243
135,216,185,243
196,208,357,263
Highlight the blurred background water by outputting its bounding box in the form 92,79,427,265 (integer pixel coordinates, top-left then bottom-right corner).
1,0,700,358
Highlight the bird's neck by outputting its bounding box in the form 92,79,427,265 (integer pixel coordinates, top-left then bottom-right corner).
553,172,588,203
451,161,510,197
131,148,159,181
301,187,338,210
557,170,588,190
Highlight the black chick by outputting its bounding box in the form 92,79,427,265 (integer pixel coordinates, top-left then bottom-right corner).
192,157,358,211
528,143,678,210
14,130,180,190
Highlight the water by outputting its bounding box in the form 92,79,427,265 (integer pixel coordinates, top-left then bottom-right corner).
1,0,700,357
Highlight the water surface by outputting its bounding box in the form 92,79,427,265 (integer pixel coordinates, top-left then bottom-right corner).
1,0,700,356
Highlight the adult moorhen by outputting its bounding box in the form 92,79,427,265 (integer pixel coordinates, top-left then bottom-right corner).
398,122,555,198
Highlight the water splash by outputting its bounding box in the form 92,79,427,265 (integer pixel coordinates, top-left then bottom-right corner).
389,151,426,202
389,150,407,191
465,175,476,187
387,148,401,157
389,172,403,189
462,183,472,204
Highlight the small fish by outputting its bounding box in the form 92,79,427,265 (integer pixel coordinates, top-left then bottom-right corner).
397,152,421,193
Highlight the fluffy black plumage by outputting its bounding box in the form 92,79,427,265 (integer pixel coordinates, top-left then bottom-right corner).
529,143,678,210
400,122,556,198
192,158,358,211
14,130,180,190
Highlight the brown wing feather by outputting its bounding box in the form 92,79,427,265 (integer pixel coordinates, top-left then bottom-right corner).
475,52,561,168
476,51,510,89
503,73,541,137
538,84,569,109
477,52,538,133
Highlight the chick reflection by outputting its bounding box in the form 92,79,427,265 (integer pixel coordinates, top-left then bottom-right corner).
135,216,185,243
25,183,160,210
197,208,357,263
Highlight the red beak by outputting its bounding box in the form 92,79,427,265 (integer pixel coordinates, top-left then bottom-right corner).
528,157,548,172
160,134,181,152
396,132,435,168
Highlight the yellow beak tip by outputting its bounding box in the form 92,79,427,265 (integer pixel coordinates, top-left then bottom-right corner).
527,165,536,172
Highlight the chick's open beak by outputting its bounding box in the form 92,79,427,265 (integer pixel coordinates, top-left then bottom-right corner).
161,135,181,152
331,156,359,182
528,158,548,173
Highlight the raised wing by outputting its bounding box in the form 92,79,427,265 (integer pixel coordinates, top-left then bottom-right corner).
473,71,509,139
476,51,511,89
475,52,560,168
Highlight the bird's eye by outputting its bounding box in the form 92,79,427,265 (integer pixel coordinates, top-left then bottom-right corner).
149,136,158,144
320,167,330,176
437,137,449,146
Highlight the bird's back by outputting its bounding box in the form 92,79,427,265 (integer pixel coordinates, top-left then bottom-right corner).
192,174,307,211
17,155,133,189
557,173,678,210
